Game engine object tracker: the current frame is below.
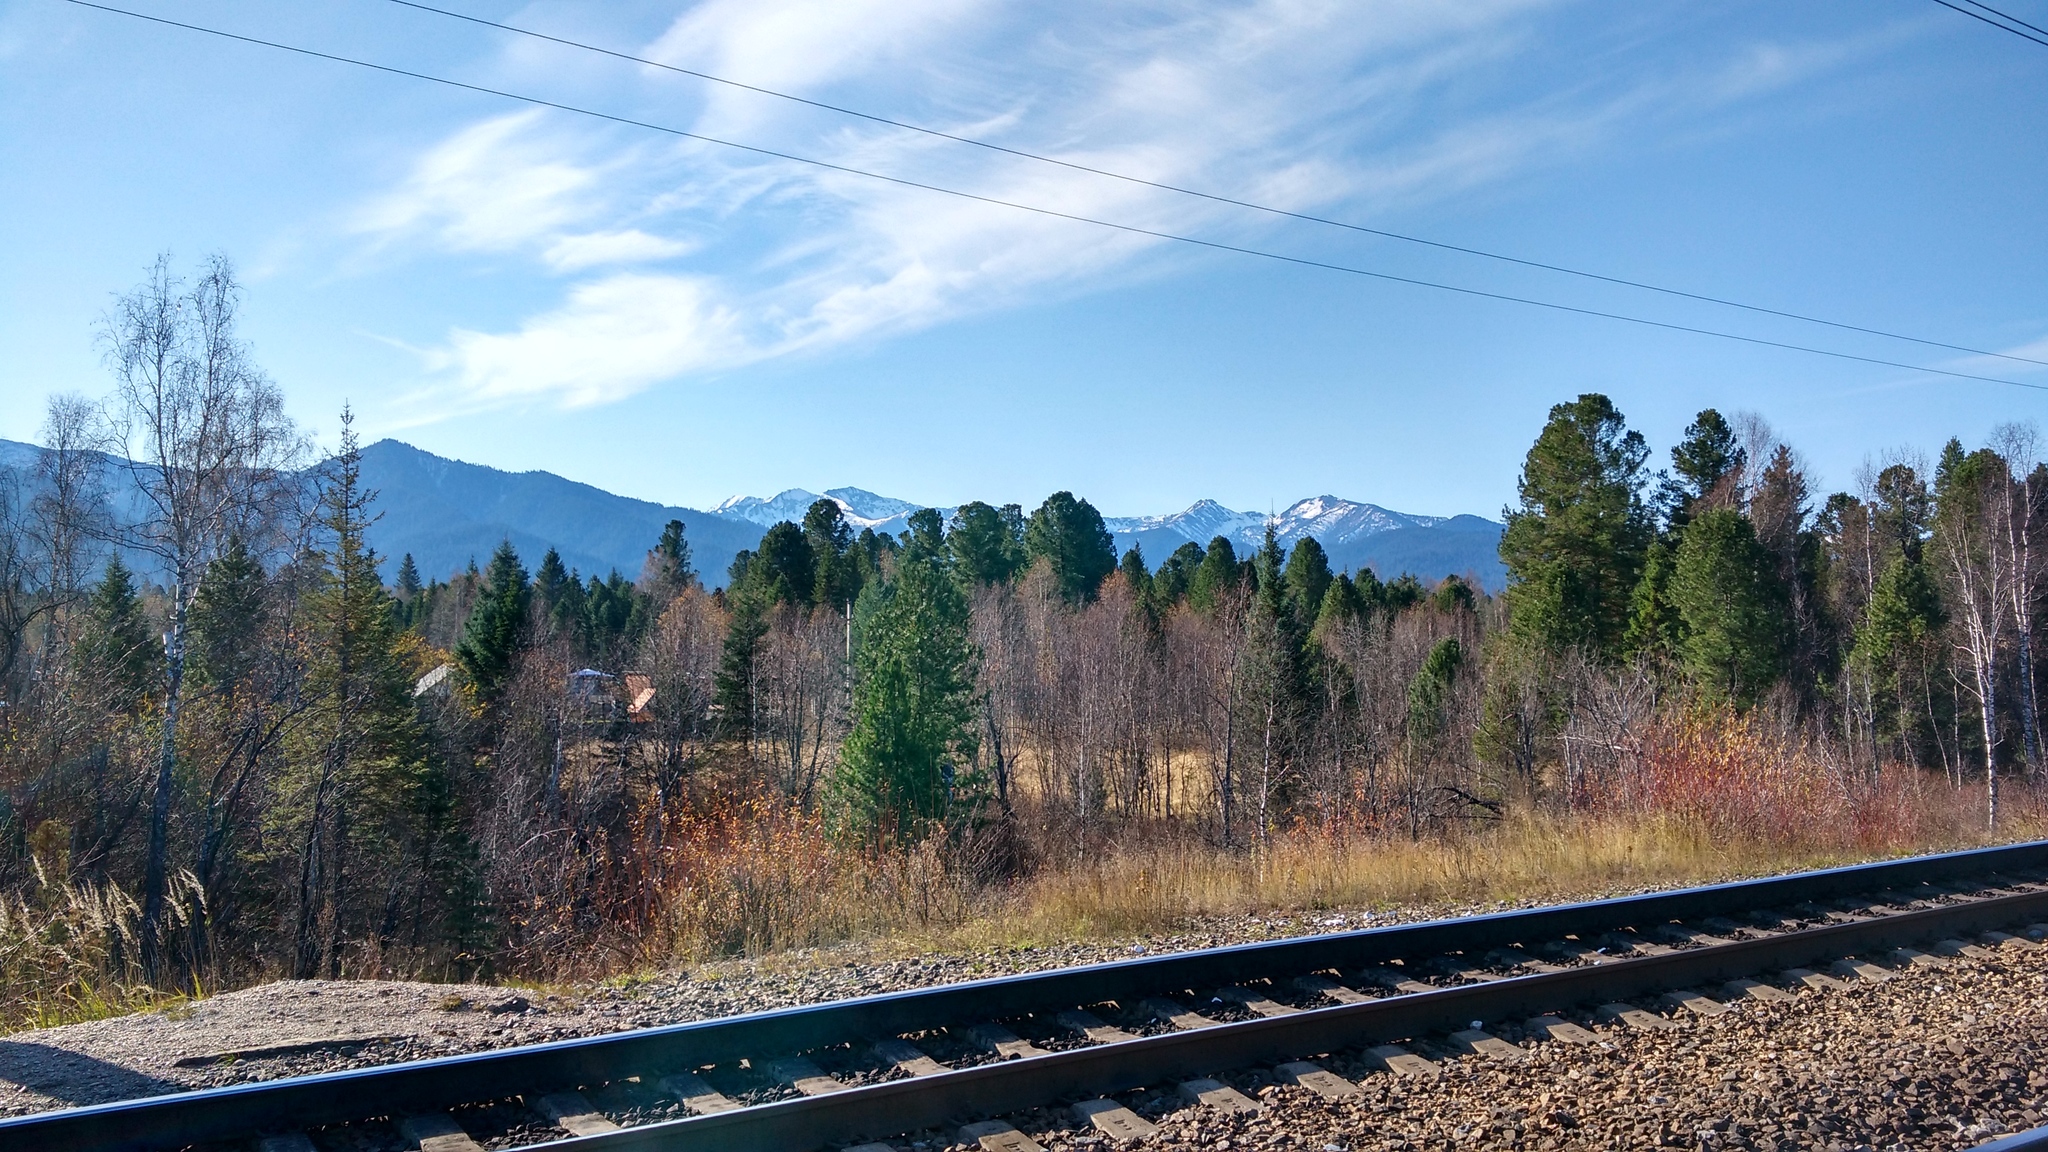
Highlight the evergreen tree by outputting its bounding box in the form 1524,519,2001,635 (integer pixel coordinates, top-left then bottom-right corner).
1187,536,1241,614
1118,544,1153,604
1669,508,1786,707
713,588,770,732
532,548,585,651
851,527,896,591
902,508,948,564
1498,393,1652,661
640,519,696,602
1872,464,1932,559
391,552,424,633
189,535,267,691
1658,408,1744,529
1623,539,1682,663
455,541,529,703
1023,491,1116,602
804,500,858,607
584,570,640,658
948,501,1026,586
290,413,429,978
725,548,754,592
1381,573,1424,612
76,554,160,713
1406,637,1463,754
1153,541,1205,606
828,549,982,845
1283,538,1333,621
1351,566,1386,612
395,553,423,601
1852,551,1943,752
1429,575,1476,615
1239,524,1311,841
749,522,817,609
1313,573,1369,635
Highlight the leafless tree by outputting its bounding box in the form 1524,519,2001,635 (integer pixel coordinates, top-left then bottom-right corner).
1990,423,2044,777
1933,445,2017,826
92,253,307,975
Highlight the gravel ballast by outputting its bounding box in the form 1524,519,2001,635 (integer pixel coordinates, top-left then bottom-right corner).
901,942,2048,1152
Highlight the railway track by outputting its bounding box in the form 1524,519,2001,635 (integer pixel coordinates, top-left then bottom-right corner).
10,839,2048,1152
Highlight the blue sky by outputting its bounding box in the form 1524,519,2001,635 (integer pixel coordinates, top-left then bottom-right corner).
1,0,2043,519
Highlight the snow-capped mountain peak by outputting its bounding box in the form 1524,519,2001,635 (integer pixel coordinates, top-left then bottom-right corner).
825,487,924,522
711,487,936,531
707,487,1473,558
710,489,833,527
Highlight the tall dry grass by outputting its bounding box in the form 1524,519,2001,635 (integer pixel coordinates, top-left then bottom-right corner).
0,863,201,1032
607,713,2043,960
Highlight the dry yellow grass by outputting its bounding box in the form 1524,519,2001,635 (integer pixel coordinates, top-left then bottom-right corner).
969,813,1982,947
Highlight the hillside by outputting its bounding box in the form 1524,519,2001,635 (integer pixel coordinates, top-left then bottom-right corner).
0,437,1506,590
355,440,763,585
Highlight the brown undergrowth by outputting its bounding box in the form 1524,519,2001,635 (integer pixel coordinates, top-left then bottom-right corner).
4,712,2041,1032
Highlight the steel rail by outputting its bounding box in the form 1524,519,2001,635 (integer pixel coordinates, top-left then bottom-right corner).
5,839,2046,1152
516,885,2048,1151
1983,1125,2048,1149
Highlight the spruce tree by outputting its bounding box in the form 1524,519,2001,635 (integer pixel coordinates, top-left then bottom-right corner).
1187,536,1241,614
749,522,817,609
1381,573,1424,612
1429,575,1476,615
291,414,428,978
1852,551,1943,750
395,553,423,602
1623,539,1682,663
456,541,530,702
1313,573,1368,635
532,548,584,651
1498,393,1652,661
1406,637,1463,754
189,534,267,691
1669,508,1786,707
76,554,160,713
1351,566,1386,612
713,590,769,732
584,570,640,658
1118,544,1153,602
828,549,982,845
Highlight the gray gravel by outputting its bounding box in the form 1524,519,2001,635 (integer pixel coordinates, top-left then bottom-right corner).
895,939,2048,1152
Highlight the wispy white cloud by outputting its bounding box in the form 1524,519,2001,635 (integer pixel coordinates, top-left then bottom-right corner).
419,273,743,411
350,0,1915,416
355,111,599,253
543,230,698,271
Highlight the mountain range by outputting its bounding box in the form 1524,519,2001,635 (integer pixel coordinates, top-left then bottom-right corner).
0,437,1507,590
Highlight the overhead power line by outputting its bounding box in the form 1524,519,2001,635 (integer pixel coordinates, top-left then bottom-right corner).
1958,0,2048,36
1929,0,2048,47
377,0,2048,371
58,0,2048,394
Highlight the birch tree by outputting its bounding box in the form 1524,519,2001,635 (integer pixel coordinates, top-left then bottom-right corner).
94,254,304,976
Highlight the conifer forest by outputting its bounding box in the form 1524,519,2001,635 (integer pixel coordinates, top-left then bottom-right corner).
1,262,2044,1023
